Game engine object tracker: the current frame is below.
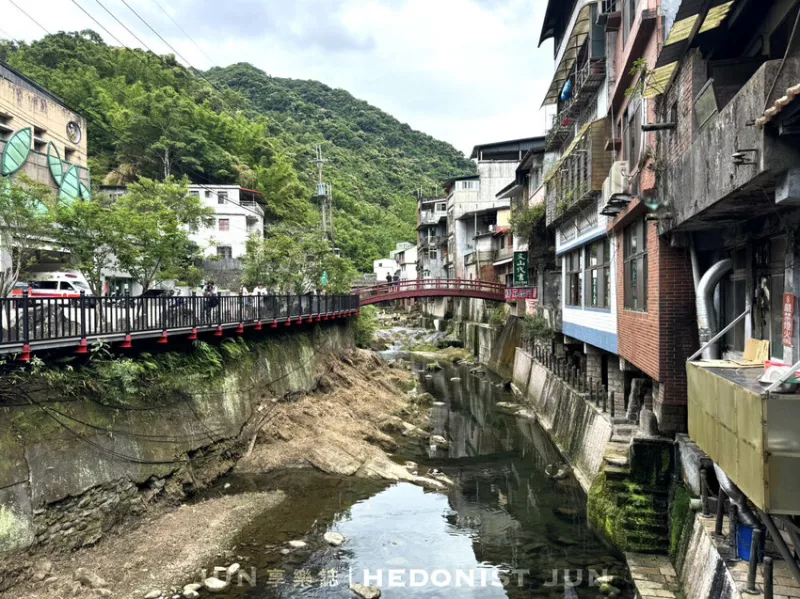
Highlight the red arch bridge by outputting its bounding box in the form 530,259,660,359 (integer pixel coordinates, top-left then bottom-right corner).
358,279,532,305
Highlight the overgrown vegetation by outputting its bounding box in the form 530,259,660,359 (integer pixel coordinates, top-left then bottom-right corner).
520,314,553,345
510,202,545,241
241,223,355,293
488,304,509,326
352,305,379,348
0,33,476,272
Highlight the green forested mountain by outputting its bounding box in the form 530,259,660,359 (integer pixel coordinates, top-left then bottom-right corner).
0,32,475,270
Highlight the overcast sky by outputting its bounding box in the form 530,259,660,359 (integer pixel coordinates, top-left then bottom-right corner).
3,0,555,156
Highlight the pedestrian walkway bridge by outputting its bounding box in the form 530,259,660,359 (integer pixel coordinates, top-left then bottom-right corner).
0,292,359,360
358,279,506,305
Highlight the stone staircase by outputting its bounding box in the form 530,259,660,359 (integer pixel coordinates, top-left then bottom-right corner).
588,421,671,554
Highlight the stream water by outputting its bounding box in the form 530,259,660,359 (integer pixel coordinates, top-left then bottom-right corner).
200,331,631,598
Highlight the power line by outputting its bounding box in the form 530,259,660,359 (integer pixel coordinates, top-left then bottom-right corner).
91,0,161,60
6,0,50,35
10,1,265,219
149,0,215,67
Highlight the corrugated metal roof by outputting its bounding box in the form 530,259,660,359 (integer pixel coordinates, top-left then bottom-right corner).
541,3,595,107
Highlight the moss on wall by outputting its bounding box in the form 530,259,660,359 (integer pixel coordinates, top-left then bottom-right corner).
587,472,669,554
669,483,696,572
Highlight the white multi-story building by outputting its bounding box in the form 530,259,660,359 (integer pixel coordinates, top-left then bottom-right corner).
446,138,541,280
102,184,266,260
393,244,418,281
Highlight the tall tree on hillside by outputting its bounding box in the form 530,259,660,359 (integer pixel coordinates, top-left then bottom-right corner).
242,224,354,294
255,152,312,225
112,177,214,292
0,177,56,298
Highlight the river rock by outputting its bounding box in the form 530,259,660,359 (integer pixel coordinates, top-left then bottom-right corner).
227,563,240,576
425,362,442,371
74,568,108,589
516,409,536,420
404,461,418,470
144,591,162,599
324,532,345,546
595,574,626,588
414,392,435,405
31,559,52,582
600,583,621,594
182,583,202,595
429,435,449,448
288,540,308,549
203,577,230,593
94,590,113,598
350,583,382,599
183,592,200,599
308,446,363,476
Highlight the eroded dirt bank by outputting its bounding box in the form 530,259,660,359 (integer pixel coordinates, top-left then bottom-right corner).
3,347,440,599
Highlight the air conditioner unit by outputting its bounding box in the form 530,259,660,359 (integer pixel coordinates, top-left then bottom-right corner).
602,177,612,204
609,161,629,196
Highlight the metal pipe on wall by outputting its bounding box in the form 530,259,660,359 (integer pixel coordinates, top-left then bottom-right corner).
696,259,733,360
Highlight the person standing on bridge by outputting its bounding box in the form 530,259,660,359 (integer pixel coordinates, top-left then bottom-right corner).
385,272,392,285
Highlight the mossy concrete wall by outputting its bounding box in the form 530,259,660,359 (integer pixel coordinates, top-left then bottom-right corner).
0,323,351,559
420,297,517,378
512,349,613,490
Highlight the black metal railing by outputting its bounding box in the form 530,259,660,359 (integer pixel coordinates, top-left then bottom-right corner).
0,291,360,355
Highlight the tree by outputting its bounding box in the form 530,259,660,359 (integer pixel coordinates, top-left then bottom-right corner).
0,176,56,297
51,191,120,297
241,224,354,294
112,177,214,292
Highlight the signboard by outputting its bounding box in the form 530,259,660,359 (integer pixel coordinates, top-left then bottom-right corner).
505,287,538,301
783,293,795,348
513,251,529,285
525,299,538,316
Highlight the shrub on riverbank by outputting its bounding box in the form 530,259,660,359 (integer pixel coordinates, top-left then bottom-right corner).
353,305,379,348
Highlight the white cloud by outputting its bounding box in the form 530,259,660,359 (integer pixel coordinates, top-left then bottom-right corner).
3,0,554,155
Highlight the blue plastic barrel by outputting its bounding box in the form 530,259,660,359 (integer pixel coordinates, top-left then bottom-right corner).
737,524,766,561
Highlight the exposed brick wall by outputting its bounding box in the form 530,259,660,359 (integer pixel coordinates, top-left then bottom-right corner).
616,215,696,433
656,237,697,433
660,50,705,169
617,218,661,381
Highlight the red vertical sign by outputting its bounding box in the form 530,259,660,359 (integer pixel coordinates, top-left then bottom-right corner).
783,293,795,348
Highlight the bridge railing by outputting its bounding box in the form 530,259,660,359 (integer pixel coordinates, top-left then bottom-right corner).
0,292,360,356
359,278,505,301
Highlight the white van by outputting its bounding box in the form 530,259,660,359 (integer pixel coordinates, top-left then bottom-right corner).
13,271,93,299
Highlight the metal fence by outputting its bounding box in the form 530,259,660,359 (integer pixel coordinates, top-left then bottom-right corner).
0,292,360,354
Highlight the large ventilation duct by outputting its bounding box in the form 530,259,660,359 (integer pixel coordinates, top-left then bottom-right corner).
696,259,733,360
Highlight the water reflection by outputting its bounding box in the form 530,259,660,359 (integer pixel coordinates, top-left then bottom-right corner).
212,354,630,598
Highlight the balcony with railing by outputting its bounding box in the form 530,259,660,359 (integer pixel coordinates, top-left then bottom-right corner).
419,235,441,249
240,197,265,219
545,118,612,227
418,209,447,227
544,58,607,153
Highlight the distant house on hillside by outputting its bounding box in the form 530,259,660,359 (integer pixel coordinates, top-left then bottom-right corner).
101,184,266,261
101,184,266,290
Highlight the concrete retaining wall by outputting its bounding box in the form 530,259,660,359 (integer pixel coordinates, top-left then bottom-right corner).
0,324,351,560
512,349,613,490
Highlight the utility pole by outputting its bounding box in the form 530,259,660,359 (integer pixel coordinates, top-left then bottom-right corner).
311,145,335,249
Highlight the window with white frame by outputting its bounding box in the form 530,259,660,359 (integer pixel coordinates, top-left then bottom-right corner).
566,250,582,307
585,238,611,309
